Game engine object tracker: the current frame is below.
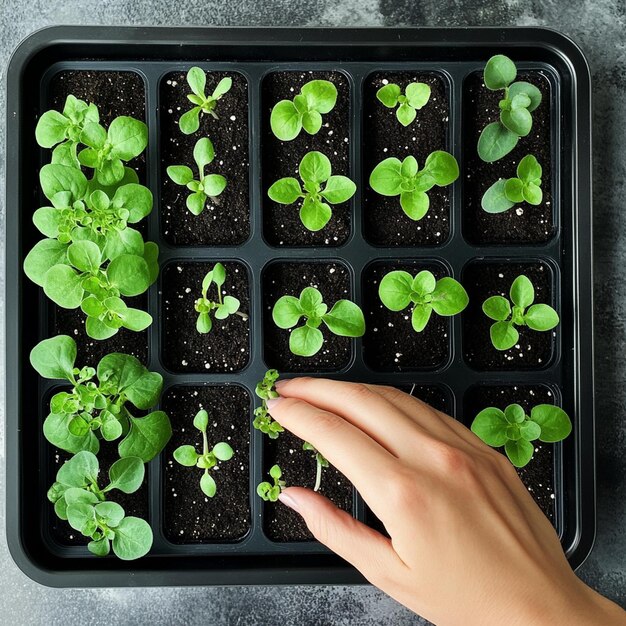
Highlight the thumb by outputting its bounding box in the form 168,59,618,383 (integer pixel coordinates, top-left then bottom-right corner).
278,486,406,586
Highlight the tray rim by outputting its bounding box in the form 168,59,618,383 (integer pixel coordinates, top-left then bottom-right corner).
5,25,594,588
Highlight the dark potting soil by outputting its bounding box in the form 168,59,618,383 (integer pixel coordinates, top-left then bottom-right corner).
264,431,353,542
53,296,149,365
162,385,251,542
49,439,150,546
48,70,147,179
363,72,450,246
362,260,450,371
462,261,556,370
462,71,555,244
262,261,353,372
161,261,250,373
160,71,250,246
262,71,351,247
463,384,558,522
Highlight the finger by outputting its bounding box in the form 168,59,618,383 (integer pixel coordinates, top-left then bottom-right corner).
278,487,407,587
275,377,430,457
369,384,486,451
267,395,398,502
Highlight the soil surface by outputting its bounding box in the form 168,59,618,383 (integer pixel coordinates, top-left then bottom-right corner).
262,261,353,372
362,260,450,371
463,384,558,522
462,261,556,370
54,296,149,365
462,71,555,244
162,385,251,543
161,261,250,373
48,70,150,364
49,439,150,546
160,71,250,246
263,431,353,542
363,72,451,246
262,71,351,246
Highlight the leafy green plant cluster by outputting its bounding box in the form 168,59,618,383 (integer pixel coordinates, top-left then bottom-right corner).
268,150,356,232
270,80,338,141
379,270,469,332
257,465,286,502
369,151,459,221
273,287,365,357
173,409,234,497
303,442,329,492
376,81,431,126
482,155,543,213
482,275,559,351
179,68,232,134
471,403,572,467
167,137,227,216
47,451,152,559
253,369,284,439
27,96,157,340
30,335,172,462
194,262,248,334
477,55,543,162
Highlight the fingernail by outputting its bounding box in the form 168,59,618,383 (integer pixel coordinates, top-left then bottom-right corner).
274,379,287,390
266,396,283,410
278,491,300,513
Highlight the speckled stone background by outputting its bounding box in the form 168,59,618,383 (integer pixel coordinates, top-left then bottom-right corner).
1,2,624,624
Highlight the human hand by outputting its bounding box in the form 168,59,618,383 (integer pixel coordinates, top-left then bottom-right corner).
267,378,625,625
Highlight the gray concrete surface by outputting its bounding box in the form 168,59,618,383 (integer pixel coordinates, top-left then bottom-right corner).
1,1,624,624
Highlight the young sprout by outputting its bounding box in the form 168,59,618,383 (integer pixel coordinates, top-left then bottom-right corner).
172,409,234,498
477,55,543,162
166,137,227,216
257,465,286,502
482,275,559,351
369,151,459,221
47,451,153,559
194,262,248,334
481,155,543,213
179,67,232,134
268,150,356,232
270,79,338,141
379,270,469,332
273,286,365,357
253,369,284,439
303,442,329,492
471,403,572,467
376,81,431,126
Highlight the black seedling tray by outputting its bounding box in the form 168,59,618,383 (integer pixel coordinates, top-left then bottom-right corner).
5,26,594,587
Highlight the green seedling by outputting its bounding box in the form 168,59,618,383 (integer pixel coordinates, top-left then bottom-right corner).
166,137,227,216
173,410,234,498
270,79,338,141
273,286,365,357
376,81,431,126
379,270,469,332
303,442,329,492
47,450,152,559
257,465,286,502
477,55,543,162
268,150,356,232
179,68,232,134
369,151,459,221
482,275,559,351
481,155,543,213
35,94,100,168
471,403,572,467
253,369,284,439
30,335,172,461
194,262,248,334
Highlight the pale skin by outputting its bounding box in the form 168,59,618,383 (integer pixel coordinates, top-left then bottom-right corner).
266,378,626,626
